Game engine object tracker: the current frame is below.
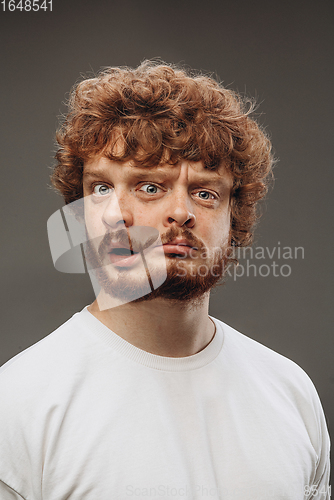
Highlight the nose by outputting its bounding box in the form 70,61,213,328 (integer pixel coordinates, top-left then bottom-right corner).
102,192,133,230
164,192,196,228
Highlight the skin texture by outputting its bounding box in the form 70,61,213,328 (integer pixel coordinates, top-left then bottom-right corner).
85,155,233,357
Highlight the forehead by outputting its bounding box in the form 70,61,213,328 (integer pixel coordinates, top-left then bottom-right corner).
83,157,233,186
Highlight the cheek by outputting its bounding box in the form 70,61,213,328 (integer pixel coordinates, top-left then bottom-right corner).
132,206,160,227
198,210,231,247
84,204,104,238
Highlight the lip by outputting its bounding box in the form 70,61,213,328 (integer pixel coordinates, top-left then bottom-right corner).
108,251,140,267
162,239,197,256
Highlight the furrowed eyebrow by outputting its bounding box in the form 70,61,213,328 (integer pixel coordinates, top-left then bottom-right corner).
126,171,164,181
83,170,109,181
192,176,220,185
83,169,166,182
189,176,229,188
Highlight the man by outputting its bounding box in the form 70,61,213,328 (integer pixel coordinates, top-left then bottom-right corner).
0,61,330,499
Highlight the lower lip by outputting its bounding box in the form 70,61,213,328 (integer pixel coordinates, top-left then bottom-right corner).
108,252,141,267
162,244,195,256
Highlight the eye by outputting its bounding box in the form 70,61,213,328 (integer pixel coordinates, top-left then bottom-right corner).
196,191,215,200
93,184,112,196
139,184,161,194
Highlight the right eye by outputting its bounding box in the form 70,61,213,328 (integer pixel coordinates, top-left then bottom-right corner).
138,184,161,194
93,184,112,196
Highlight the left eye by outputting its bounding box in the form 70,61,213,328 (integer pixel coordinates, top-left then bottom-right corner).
139,184,160,194
196,191,214,200
93,184,111,196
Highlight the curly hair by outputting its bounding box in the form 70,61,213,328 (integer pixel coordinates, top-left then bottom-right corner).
52,60,274,247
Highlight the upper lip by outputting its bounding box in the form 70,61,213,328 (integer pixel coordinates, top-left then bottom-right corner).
163,239,194,247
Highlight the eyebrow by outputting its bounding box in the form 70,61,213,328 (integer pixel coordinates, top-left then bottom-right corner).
83,169,111,180
83,168,168,182
189,175,227,186
187,173,233,192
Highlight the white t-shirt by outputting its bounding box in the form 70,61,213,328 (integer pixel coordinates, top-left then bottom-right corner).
0,307,330,500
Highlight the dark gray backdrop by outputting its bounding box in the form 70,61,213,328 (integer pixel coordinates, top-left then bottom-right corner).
1,0,333,473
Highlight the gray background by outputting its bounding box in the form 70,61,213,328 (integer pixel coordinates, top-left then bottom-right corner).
1,0,333,475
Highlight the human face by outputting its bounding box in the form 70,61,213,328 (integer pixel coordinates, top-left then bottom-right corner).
82,156,233,307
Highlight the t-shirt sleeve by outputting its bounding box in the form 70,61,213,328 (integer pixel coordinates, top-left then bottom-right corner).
307,446,330,500
0,480,27,500
0,362,36,500
310,460,331,500
307,385,331,500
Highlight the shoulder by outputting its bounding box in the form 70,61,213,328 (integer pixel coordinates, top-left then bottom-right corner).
0,308,95,496
0,307,97,396
214,317,330,490
213,317,327,417
214,317,331,476
215,317,311,380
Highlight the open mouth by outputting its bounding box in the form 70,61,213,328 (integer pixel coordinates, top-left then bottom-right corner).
108,247,139,264
110,248,132,256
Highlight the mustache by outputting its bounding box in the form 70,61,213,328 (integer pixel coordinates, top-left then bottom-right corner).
160,226,204,249
97,226,206,259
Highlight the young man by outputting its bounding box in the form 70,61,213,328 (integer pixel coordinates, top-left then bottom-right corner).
0,62,330,499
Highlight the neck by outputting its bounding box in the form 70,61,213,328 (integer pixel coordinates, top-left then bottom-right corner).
87,293,215,357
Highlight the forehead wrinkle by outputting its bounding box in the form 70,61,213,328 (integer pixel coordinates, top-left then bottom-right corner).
175,161,233,188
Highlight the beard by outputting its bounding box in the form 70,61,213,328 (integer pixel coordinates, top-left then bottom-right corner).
83,225,232,307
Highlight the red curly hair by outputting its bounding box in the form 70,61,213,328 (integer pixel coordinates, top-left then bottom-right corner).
52,60,274,247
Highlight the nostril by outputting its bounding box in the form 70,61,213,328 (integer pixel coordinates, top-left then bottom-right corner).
102,218,127,231
167,214,196,227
